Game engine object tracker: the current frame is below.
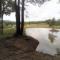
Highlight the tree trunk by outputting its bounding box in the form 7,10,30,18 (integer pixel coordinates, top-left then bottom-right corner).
0,0,3,34
15,0,21,35
20,0,25,35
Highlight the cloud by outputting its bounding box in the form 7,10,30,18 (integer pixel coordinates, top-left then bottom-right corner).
3,0,60,22
25,0,60,21
3,12,16,21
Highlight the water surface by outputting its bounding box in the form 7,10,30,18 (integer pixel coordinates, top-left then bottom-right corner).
26,28,60,55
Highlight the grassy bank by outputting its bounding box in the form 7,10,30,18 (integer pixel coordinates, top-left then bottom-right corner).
0,22,60,39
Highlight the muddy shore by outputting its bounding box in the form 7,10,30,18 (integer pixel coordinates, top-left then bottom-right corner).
0,36,60,60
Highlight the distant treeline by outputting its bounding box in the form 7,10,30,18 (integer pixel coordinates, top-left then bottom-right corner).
25,21,46,24
1,19,60,26
54,20,60,26
25,20,60,26
45,19,60,26
3,20,16,24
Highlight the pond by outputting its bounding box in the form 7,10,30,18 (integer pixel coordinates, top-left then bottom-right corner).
25,28,60,56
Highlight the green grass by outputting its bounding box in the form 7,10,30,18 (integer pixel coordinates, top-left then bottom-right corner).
0,27,16,39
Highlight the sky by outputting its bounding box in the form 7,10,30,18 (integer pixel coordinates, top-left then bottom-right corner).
3,0,60,22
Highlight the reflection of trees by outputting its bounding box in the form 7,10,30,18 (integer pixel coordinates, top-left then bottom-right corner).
48,32,57,43
48,28,59,43
56,48,60,55
49,23,59,43
48,29,60,55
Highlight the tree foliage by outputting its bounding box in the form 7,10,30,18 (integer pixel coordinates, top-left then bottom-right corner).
0,0,51,15
0,0,51,35
1,0,15,14
26,0,50,6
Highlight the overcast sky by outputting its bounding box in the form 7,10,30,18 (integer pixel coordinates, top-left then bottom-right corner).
3,0,60,22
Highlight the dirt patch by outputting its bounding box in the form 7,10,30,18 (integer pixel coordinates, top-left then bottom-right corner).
0,36,60,60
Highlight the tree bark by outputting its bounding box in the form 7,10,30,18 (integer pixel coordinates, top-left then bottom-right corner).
0,0,3,34
20,0,25,35
15,0,21,35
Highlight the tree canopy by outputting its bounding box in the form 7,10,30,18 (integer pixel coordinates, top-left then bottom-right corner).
0,0,51,35
26,0,50,6
1,0,50,15
0,0,15,15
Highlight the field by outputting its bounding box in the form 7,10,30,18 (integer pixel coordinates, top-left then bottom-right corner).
24,23,49,28
24,21,60,28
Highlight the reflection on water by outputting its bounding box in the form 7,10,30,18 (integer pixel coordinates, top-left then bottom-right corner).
56,48,60,55
48,29,58,43
48,33,56,43
26,28,60,55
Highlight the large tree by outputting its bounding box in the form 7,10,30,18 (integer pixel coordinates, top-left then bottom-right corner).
0,0,15,34
0,0,50,35
20,0,25,35
20,0,50,35
15,0,21,35
0,0,3,34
